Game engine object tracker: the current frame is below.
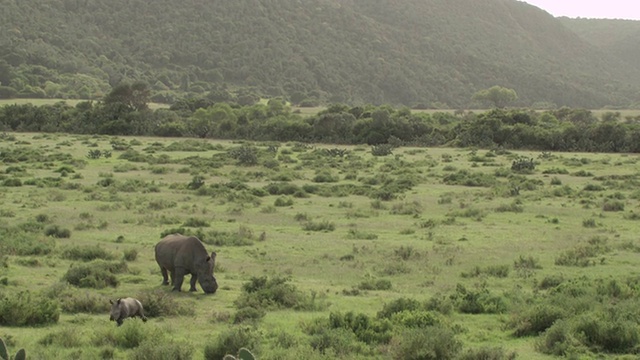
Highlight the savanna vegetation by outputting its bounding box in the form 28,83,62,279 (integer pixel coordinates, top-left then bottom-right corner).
2,0,640,108
2,130,640,359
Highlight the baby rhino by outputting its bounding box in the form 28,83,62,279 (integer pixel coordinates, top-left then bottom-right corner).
109,297,147,326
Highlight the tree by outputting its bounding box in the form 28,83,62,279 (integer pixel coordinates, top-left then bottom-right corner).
103,81,150,111
472,86,518,108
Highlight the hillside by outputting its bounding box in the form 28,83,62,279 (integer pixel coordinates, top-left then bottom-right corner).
1,0,639,108
560,18,640,74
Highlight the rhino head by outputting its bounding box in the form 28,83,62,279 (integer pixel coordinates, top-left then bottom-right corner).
109,298,122,321
197,252,218,294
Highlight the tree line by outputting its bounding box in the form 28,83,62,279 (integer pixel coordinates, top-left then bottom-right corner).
1,87,640,154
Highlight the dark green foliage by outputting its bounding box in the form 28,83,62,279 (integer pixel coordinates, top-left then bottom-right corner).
181,217,210,227
232,306,266,324
203,326,260,360
187,175,205,190
390,326,462,360
229,145,258,166
509,304,566,337
302,220,335,232
61,245,116,262
123,248,138,261
377,298,423,319
235,276,315,311
0,227,55,256
370,144,393,156
452,284,508,314
0,291,60,326
44,225,71,238
0,337,26,360
327,312,393,345
357,278,392,291
134,290,193,317
63,260,128,289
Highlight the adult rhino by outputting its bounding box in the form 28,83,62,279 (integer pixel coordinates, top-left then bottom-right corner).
155,234,218,294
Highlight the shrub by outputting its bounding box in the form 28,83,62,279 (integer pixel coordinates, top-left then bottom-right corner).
61,245,116,262
511,157,535,173
357,278,392,291
377,298,422,319
509,304,566,337
603,200,625,212
182,217,210,227
371,144,393,156
390,326,462,360
0,291,60,326
44,225,71,238
303,220,335,232
274,196,294,207
535,320,581,356
235,276,311,311
328,311,393,345
39,327,84,348
232,306,266,324
203,326,261,360
123,248,138,261
63,260,128,289
134,289,193,317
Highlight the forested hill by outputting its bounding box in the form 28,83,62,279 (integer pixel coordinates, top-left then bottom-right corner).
559,18,640,73
1,0,639,108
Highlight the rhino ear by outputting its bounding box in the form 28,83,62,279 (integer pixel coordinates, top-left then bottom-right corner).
110,299,114,304
117,298,121,304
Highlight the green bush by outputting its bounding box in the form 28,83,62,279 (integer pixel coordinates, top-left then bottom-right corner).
61,245,116,262
236,276,302,310
203,326,261,360
134,289,193,317
509,304,566,337
303,220,335,232
63,260,128,289
123,248,138,261
390,326,462,360
377,298,422,319
44,225,71,238
0,291,60,326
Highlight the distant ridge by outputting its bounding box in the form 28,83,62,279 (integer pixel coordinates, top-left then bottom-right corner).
0,0,638,108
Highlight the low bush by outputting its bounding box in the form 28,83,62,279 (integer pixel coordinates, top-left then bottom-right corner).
44,225,71,238
235,276,322,311
0,290,60,326
63,260,128,289
135,289,194,317
61,245,116,262
389,326,462,360
203,326,261,360
509,304,566,337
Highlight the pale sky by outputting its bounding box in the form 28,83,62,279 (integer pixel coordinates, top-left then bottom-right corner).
522,0,640,20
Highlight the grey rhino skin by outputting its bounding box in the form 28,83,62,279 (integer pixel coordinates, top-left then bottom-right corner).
155,234,218,294
109,297,147,326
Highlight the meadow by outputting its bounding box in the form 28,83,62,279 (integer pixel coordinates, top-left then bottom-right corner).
2,132,640,359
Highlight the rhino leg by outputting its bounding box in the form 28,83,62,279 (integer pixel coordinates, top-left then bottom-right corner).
173,267,186,292
189,274,198,292
160,267,170,285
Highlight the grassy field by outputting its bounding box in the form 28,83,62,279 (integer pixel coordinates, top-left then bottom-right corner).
2,133,640,359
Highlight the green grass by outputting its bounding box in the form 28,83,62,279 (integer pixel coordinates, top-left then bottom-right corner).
2,133,640,358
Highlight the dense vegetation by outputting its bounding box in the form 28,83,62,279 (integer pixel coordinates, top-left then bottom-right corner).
1,0,640,108
2,92,640,154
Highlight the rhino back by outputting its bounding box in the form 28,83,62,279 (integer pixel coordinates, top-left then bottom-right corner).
155,234,209,271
